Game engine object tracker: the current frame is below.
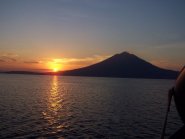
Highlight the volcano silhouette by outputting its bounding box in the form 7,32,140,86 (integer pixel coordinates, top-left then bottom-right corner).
62,52,178,79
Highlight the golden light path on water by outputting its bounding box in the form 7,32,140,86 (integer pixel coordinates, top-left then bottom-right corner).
42,76,69,135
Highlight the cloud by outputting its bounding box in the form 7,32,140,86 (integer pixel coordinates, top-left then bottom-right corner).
49,55,111,65
4,53,18,57
0,59,5,62
0,52,18,62
42,55,111,70
24,61,40,64
0,56,17,62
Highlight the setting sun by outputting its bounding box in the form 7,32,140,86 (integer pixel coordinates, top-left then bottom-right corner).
53,67,59,72
47,59,62,72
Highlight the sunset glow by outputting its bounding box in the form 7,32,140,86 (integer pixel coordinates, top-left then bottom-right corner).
50,64,61,72
53,68,59,72
48,61,61,72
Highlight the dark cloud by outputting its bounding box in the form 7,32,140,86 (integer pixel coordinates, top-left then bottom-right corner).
0,59,5,62
24,61,39,64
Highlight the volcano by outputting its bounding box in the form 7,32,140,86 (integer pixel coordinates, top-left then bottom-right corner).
62,52,178,79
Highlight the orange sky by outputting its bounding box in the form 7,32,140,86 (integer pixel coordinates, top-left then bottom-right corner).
0,51,183,72
0,52,111,72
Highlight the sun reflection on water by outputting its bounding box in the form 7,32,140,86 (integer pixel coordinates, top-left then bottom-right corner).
42,76,69,134
48,76,61,113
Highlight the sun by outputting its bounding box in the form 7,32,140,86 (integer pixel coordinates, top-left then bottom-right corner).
53,67,59,72
47,59,63,72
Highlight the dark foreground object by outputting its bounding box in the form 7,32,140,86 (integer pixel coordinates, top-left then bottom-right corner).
170,67,185,139
174,67,185,123
169,126,185,139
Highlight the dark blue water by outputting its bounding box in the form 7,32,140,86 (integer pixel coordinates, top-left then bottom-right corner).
0,74,182,138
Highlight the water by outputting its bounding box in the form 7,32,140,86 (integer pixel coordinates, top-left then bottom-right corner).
0,74,183,139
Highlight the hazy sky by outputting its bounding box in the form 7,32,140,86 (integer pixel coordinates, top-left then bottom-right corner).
0,0,185,71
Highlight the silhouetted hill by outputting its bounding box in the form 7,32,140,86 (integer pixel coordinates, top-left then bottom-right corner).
62,52,178,79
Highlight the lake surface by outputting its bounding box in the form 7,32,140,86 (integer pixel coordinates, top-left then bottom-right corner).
0,74,183,139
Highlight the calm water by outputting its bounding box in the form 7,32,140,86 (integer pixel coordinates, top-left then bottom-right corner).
0,74,183,139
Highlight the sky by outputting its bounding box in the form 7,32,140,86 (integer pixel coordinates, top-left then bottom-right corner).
0,0,185,72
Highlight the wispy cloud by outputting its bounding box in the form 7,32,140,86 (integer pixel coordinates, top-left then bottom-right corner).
41,54,111,70
24,61,40,64
0,52,18,62
0,56,17,62
48,55,110,65
0,59,5,62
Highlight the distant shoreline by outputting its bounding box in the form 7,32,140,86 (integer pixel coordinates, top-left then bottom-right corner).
0,71,177,80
